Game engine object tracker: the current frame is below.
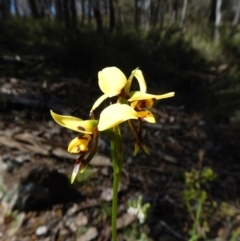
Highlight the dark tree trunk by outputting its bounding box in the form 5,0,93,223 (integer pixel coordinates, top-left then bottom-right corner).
0,0,10,19
87,0,91,25
70,0,77,27
44,0,52,19
150,0,161,28
134,0,140,30
55,0,63,21
93,7,102,31
28,0,40,18
63,0,70,27
209,0,217,23
171,0,179,24
116,0,123,30
109,0,115,32
91,0,102,31
14,0,20,16
80,0,85,24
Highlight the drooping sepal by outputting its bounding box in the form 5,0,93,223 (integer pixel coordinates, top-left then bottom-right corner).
128,119,150,156
71,155,85,184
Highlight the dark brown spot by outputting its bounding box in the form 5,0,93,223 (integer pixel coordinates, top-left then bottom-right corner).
120,88,129,99
141,100,146,106
77,126,85,131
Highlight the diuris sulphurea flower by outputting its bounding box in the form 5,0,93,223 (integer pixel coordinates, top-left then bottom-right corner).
50,110,99,183
127,90,175,155
51,67,175,182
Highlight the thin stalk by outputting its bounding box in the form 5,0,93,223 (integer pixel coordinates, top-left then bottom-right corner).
110,132,121,241
189,195,204,241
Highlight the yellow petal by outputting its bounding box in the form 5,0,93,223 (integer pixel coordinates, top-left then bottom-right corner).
98,67,127,97
137,109,156,123
133,69,147,93
98,103,138,131
90,94,108,112
128,91,175,102
50,110,98,134
125,69,147,94
68,135,92,153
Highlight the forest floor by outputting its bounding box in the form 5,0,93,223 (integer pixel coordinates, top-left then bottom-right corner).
0,61,240,241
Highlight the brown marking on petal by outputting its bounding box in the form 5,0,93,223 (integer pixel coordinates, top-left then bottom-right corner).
141,100,146,106
75,157,82,164
77,126,85,131
120,88,129,99
77,146,81,152
135,106,141,111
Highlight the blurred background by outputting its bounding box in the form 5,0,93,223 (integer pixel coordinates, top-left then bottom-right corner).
0,0,240,240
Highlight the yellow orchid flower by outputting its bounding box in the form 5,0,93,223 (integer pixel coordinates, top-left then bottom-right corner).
128,91,175,121
51,67,175,182
127,91,175,155
50,110,99,183
71,129,98,183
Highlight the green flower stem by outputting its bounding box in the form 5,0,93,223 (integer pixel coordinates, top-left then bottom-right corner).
110,130,122,241
189,193,204,241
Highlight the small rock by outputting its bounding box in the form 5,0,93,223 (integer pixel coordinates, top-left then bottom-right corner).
101,167,109,176
100,188,113,201
169,116,175,122
65,218,77,232
75,212,88,227
36,226,48,236
77,227,98,241
67,204,79,216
